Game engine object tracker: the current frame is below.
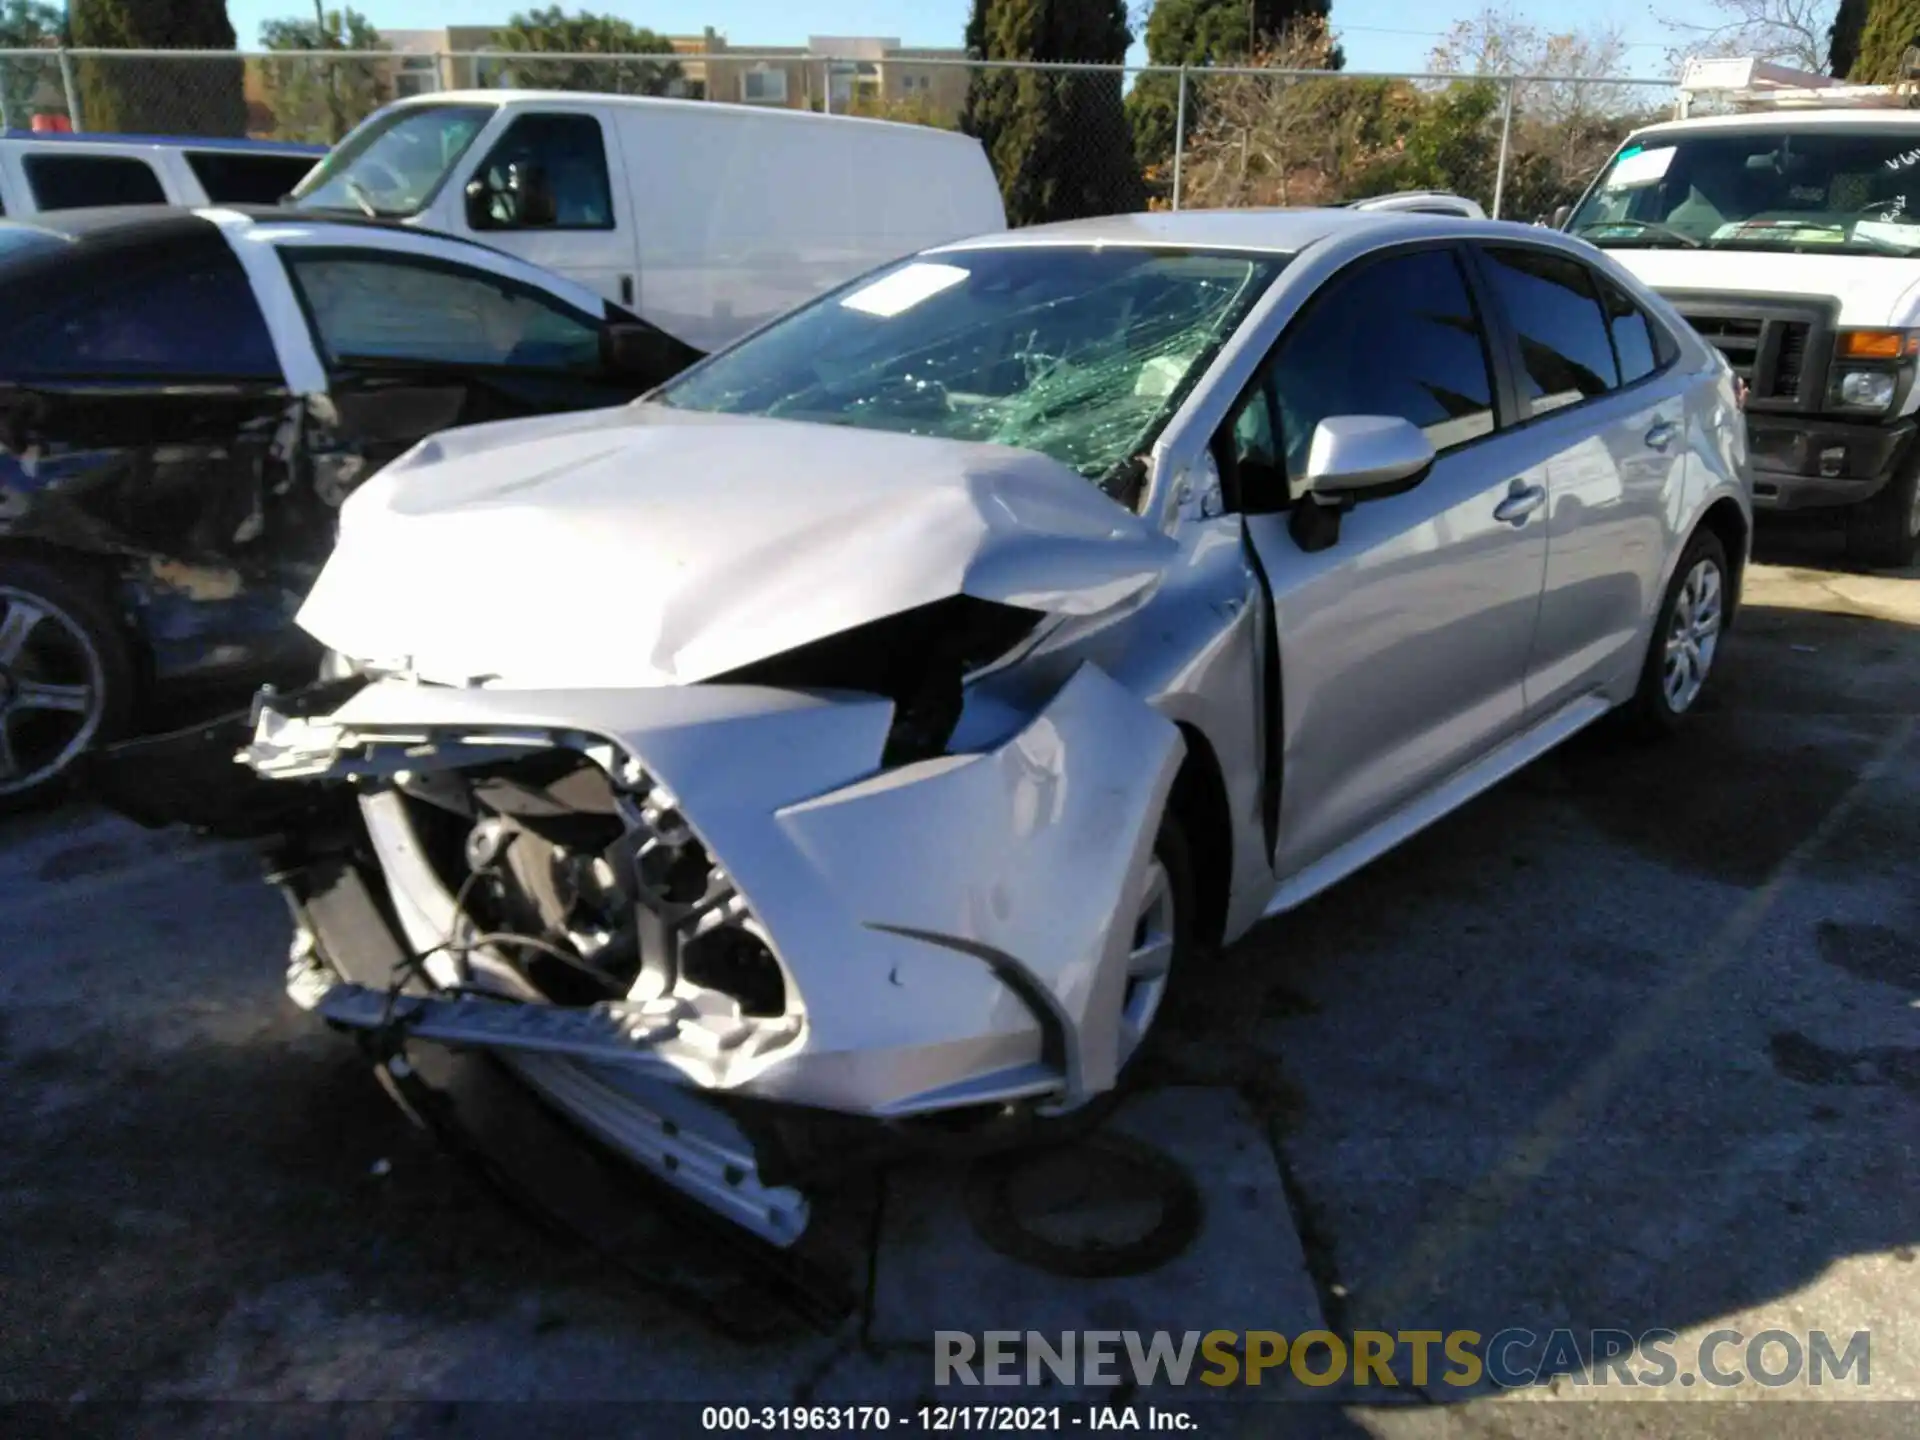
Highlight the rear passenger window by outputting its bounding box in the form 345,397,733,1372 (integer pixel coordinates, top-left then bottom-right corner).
1599,279,1670,385
24,154,167,210
469,113,614,230
1481,246,1620,413
186,151,318,205
8,255,278,379
1266,247,1498,484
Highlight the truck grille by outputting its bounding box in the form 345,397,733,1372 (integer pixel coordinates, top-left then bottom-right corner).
1689,315,1763,383
1673,302,1829,411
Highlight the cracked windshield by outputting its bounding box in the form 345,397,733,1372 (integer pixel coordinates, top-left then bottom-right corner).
655,247,1285,490
1571,128,1920,255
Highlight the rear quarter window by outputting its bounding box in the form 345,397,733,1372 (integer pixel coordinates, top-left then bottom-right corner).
186,151,319,205
24,154,168,210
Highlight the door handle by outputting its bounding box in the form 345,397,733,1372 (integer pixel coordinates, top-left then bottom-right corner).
1493,481,1547,526
1644,419,1679,451
619,274,635,306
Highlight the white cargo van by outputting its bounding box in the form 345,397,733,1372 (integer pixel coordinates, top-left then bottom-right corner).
0,131,325,218
1561,56,1920,567
287,91,1008,352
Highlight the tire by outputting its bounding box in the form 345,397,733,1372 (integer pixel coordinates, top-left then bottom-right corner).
1843,461,1920,571
887,810,1195,1156
1624,529,1730,739
0,557,137,811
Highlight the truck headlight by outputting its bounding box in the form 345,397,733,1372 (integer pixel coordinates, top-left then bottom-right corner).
1835,369,1898,412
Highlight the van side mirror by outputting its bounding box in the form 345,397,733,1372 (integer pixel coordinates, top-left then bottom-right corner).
464,161,557,230
1288,416,1434,553
1550,203,1573,230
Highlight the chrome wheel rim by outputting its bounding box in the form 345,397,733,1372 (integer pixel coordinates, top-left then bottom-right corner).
1115,857,1176,1071
0,586,106,797
1662,558,1723,715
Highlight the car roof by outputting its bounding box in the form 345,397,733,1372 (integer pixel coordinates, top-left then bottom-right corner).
1628,109,1920,140
3,203,465,245
0,130,326,155
928,207,1518,256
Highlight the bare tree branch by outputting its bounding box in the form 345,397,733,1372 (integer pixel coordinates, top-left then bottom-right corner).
1659,0,1837,74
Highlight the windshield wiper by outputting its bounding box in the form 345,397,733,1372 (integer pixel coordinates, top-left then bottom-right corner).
1574,220,1701,249
343,177,383,219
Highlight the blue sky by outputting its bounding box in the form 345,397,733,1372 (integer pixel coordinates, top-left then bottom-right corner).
225,0,1715,77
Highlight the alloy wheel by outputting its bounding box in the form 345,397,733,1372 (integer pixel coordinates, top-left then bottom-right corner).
1662,558,1724,716
1115,857,1177,1071
0,586,107,797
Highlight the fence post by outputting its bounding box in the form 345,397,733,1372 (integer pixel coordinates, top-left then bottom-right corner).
1170,65,1189,212
439,51,454,93
57,48,81,131
0,59,12,132
1491,75,1515,219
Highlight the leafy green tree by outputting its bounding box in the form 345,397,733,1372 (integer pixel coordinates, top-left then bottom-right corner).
962,0,1144,225
492,8,681,94
1832,0,1870,73
257,8,389,143
0,0,65,126
1128,0,1340,171
1852,0,1920,81
70,0,247,136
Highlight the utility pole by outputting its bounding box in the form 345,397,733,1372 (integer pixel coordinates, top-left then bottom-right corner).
314,0,346,142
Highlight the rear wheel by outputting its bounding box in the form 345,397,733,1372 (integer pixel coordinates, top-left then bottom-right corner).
1625,530,1729,738
0,558,135,810
1842,461,1920,570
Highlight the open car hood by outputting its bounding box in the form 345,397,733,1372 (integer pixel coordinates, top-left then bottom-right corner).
297,403,1172,689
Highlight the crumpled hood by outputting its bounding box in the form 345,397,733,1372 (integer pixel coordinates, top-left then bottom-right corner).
297,403,1171,689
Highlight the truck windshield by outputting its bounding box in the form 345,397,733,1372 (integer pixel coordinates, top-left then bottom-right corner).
1570,127,1920,255
290,103,494,218
654,247,1285,492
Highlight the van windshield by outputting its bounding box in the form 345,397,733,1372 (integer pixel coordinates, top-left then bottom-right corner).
1571,127,1920,255
654,246,1285,490
291,103,494,218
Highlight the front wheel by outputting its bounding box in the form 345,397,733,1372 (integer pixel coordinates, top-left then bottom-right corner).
1843,461,1920,571
1624,530,1730,738
0,557,136,810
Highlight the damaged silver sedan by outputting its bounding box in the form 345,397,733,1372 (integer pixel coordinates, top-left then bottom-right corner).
213,211,1752,1244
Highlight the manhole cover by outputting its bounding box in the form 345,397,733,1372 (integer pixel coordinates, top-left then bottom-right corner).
964,1133,1202,1278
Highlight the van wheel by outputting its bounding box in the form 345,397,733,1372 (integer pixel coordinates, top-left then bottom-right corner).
0,558,135,811
1625,530,1729,739
1843,462,1920,571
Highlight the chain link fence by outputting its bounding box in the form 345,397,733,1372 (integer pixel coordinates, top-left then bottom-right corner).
0,48,1677,221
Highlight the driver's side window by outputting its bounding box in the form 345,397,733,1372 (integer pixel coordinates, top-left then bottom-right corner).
470,112,614,230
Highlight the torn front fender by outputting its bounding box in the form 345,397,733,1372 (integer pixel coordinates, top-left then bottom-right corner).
254,662,1184,1116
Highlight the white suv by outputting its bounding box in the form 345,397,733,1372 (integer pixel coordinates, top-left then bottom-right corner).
0,132,324,218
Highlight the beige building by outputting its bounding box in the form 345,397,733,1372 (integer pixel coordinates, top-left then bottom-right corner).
350,27,972,125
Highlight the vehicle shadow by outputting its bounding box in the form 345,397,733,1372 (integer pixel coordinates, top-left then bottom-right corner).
1161,587,1919,1403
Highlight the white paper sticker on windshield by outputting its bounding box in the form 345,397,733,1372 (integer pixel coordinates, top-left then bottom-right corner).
1604,146,1675,190
840,262,970,318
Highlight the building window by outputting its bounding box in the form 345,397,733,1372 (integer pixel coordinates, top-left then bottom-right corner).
742,66,787,104
394,56,441,98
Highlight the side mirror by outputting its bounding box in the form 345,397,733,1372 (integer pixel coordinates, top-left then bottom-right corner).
600,320,702,386
1289,416,1434,553
1551,203,1573,230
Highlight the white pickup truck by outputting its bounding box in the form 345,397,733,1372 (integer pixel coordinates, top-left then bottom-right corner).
1562,56,1920,567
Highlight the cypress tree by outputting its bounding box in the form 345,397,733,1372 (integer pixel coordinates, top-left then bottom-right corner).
70,0,246,137
1852,0,1920,83
962,0,1144,225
